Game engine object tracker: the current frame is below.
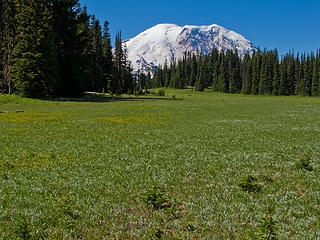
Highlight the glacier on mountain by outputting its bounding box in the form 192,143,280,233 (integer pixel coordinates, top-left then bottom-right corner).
125,23,256,72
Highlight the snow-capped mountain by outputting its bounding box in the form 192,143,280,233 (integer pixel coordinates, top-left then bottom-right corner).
125,23,255,72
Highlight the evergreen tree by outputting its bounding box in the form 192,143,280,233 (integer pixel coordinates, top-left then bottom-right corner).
217,61,227,92
153,66,163,88
252,49,261,94
287,55,296,95
113,32,133,94
230,62,241,93
163,59,170,87
266,51,274,94
294,53,301,94
279,58,289,95
146,72,152,90
114,32,124,93
11,0,59,97
259,50,267,94
189,54,197,86
101,21,114,93
184,53,191,86
52,0,86,96
137,72,146,91
0,0,3,92
122,44,134,93
302,55,312,96
195,60,204,91
89,17,103,92
169,61,176,88
1,0,15,94
212,62,220,91
272,51,280,95
311,56,319,96
77,6,93,92
241,54,250,93
201,55,211,88
295,54,305,95
243,58,253,94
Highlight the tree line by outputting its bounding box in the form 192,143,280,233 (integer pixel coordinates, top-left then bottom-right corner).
150,48,320,96
0,0,133,98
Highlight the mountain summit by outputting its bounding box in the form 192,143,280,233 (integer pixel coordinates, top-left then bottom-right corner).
125,23,256,72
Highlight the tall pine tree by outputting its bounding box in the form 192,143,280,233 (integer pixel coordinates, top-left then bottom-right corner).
1,0,16,94
101,20,114,93
311,52,319,96
11,0,58,97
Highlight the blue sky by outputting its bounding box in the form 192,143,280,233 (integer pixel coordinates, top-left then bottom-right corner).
79,0,319,56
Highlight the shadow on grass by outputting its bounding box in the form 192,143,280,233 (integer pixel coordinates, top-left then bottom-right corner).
52,92,183,103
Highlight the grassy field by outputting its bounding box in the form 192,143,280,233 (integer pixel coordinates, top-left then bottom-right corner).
0,90,319,239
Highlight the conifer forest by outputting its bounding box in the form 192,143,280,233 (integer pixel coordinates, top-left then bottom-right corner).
1,1,320,98
1,1,320,239
0,0,133,98
151,49,320,96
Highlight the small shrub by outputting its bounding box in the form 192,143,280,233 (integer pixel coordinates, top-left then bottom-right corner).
164,203,181,219
142,186,182,218
258,214,278,240
296,154,313,171
3,160,16,171
184,221,196,232
260,175,274,183
15,217,32,240
143,186,169,210
150,227,164,239
157,89,165,96
238,175,262,193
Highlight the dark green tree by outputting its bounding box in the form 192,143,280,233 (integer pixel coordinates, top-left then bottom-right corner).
287,54,296,95
52,0,86,96
311,52,319,96
1,0,16,94
212,62,220,91
153,65,163,88
114,32,133,94
272,51,280,95
11,0,59,97
169,61,176,88
101,20,114,93
218,61,227,93
252,49,261,94
302,55,312,96
89,17,103,92
163,59,170,87
76,6,93,92
189,54,197,86
243,58,253,94
279,58,289,95
195,59,204,91
230,62,241,93
295,54,305,95
259,50,273,94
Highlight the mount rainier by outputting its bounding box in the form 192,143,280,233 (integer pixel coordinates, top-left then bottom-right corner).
125,23,256,72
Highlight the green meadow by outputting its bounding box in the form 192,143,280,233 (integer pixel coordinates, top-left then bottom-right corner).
0,90,319,239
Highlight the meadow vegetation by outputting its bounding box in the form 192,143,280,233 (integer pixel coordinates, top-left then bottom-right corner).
0,90,319,239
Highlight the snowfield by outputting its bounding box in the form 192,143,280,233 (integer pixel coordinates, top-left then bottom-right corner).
125,23,256,72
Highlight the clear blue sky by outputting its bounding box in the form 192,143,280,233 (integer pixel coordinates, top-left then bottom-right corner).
79,0,319,56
